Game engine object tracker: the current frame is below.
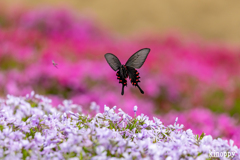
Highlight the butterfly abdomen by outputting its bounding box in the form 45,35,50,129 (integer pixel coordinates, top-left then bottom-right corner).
116,66,128,86
116,66,128,95
116,71,127,86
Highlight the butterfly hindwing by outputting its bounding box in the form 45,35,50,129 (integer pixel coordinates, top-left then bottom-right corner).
104,53,121,71
125,48,150,69
127,66,144,94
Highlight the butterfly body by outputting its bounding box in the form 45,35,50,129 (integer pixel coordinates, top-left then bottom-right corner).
117,65,128,95
119,65,128,81
105,48,150,95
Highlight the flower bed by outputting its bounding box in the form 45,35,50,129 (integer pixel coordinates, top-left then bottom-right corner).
0,93,239,159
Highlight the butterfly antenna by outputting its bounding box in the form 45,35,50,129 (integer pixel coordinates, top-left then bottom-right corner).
121,84,125,95
136,84,144,94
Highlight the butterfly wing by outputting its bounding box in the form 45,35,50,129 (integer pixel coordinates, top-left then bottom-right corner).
125,48,150,69
127,66,144,94
104,53,122,71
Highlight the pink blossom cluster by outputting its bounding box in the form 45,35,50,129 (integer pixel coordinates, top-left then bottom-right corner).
1,9,240,146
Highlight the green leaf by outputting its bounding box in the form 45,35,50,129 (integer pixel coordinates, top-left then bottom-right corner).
200,132,205,140
0,125,4,131
22,148,30,160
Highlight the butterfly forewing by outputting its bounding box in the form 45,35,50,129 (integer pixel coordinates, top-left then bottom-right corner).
125,48,150,69
104,53,121,71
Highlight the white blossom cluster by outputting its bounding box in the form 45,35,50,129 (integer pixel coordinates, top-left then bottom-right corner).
0,92,239,160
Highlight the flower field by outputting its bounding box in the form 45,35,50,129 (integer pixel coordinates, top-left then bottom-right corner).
1,8,240,159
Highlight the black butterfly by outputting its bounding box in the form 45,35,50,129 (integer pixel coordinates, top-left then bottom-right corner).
104,48,150,95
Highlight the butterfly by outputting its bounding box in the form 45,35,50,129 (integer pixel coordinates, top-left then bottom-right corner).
104,48,150,95
52,60,58,69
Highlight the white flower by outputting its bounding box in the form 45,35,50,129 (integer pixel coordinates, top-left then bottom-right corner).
104,105,110,113
133,106,138,112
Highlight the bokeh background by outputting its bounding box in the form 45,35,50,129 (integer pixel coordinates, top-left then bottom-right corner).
1,0,240,146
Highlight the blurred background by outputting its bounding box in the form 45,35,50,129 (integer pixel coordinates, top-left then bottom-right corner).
1,0,240,146
2,0,240,43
